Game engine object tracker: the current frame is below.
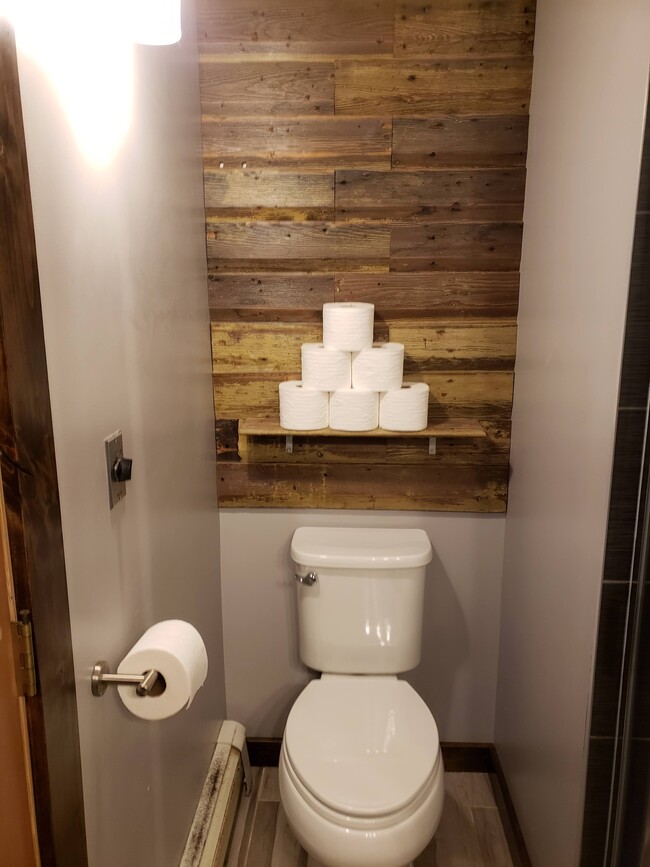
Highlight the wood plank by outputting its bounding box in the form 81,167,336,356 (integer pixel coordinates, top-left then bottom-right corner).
209,273,335,320
201,116,392,170
197,0,394,55
335,272,519,317
240,417,487,437
213,371,514,419
235,421,509,466
390,222,523,271
216,462,507,511
391,319,517,371
395,0,536,57
335,169,525,221
207,258,390,274
211,320,389,373
211,319,513,373
206,221,391,263
335,58,533,116
200,60,335,115
204,169,334,220
392,116,528,169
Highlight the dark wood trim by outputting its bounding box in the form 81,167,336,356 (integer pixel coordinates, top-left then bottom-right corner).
247,737,531,866
247,737,282,767
0,21,87,867
489,746,533,867
440,741,494,773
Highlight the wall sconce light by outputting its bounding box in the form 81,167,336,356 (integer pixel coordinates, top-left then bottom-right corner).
130,0,182,46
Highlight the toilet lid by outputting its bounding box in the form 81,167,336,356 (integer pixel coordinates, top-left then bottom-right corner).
284,676,439,817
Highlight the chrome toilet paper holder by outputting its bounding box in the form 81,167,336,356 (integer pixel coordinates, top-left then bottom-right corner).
91,660,160,698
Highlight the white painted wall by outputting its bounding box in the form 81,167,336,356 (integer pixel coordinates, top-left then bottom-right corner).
495,2,650,866
220,510,505,742
14,3,226,866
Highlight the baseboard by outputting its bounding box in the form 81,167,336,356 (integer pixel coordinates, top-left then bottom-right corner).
180,722,249,867
246,737,531,867
488,746,533,867
246,737,282,767
246,737,494,772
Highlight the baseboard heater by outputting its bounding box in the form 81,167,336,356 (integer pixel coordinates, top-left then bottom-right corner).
180,721,252,867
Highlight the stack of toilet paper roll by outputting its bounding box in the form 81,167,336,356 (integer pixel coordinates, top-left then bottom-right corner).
279,302,430,432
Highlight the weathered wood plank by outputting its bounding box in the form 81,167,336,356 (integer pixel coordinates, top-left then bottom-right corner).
335,169,525,221
335,58,533,116
335,272,519,317
206,221,391,262
204,169,334,220
235,420,510,466
392,116,528,168
211,320,514,373
197,0,394,55
201,117,392,170
213,371,514,419
209,273,335,318
211,320,390,373
200,60,335,115
395,0,536,57
207,258,390,274
390,222,523,271
216,462,507,511
216,418,241,462
391,320,517,371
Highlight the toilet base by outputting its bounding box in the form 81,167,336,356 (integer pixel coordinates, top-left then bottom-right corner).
279,743,444,867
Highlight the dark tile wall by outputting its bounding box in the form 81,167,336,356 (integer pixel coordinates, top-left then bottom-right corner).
580,93,650,867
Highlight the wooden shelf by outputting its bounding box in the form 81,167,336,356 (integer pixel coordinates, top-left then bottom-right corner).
240,417,486,438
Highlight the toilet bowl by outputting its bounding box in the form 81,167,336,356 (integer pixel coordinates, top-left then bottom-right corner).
281,527,442,867
279,675,444,867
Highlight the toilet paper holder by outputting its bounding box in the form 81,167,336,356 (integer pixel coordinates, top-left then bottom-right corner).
91,660,160,698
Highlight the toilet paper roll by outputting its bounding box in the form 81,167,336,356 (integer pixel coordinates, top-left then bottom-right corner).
379,382,430,432
322,302,374,352
301,344,351,391
352,343,405,391
279,380,329,430
330,388,379,431
117,620,208,721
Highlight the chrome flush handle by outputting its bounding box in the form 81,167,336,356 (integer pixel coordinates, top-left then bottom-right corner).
294,571,318,586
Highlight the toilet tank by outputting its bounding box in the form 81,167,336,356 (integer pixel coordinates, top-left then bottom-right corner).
291,527,432,674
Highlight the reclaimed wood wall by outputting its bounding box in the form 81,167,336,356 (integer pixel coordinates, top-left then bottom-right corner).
197,0,535,511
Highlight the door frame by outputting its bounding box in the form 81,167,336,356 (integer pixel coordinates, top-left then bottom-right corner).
0,19,87,867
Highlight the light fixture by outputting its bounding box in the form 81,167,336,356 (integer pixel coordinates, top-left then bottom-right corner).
130,0,182,46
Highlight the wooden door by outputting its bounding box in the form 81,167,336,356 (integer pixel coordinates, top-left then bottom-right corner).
0,20,87,867
0,476,40,867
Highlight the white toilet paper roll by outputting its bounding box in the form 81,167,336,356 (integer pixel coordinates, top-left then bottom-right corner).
117,620,208,721
379,382,430,432
352,343,404,391
279,380,329,430
330,388,379,431
301,344,351,391
322,302,374,352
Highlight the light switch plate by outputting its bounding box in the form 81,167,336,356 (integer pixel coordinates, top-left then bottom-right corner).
104,431,126,509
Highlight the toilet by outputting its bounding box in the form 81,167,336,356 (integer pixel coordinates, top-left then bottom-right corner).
279,527,444,867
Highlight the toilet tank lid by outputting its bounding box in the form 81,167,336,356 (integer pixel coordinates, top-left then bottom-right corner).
291,527,432,569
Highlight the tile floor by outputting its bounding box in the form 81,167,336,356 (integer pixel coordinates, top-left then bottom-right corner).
226,767,514,867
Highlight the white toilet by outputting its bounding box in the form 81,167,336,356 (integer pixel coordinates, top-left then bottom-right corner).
279,527,444,867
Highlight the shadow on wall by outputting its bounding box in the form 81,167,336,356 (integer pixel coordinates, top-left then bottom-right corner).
406,550,469,739
256,531,312,734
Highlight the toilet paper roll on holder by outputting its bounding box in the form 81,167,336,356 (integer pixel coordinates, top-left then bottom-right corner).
91,660,160,698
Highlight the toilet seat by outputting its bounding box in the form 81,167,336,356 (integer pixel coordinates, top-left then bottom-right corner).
283,675,440,819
